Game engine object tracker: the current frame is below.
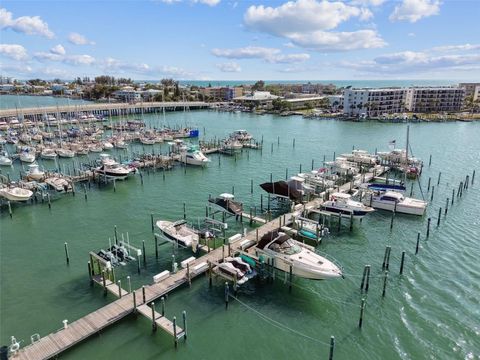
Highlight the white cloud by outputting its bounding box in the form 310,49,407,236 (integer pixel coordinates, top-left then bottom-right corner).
50,44,66,55
216,62,241,72
340,50,480,74
34,51,95,65
100,57,194,78
211,46,310,63
0,7,54,38
349,0,385,6
244,0,385,51
389,0,440,23
0,62,33,74
68,32,95,45
431,44,480,52
0,44,28,60
287,30,386,51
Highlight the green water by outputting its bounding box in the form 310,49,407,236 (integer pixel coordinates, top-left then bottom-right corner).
1,109,479,360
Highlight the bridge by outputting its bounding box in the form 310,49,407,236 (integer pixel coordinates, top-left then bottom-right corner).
0,101,211,120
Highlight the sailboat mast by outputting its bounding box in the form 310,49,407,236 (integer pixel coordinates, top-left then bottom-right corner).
405,124,409,165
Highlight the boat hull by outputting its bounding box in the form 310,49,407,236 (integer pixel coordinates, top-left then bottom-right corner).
368,200,426,215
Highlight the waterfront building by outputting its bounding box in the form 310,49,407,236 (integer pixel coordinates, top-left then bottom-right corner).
200,86,243,101
343,88,407,117
459,82,480,101
113,86,142,103
233,91,281,108
405,87,465,113
285,96,326,110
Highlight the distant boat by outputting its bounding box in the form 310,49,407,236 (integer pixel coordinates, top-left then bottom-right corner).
26,164,45,181
41,148,58,160
253,230,342,280
0,152,12,166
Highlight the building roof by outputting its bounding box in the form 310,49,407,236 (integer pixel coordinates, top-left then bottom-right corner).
285,96,325,103
234,91,280,101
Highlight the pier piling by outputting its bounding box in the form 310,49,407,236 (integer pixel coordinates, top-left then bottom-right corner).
151,302,157,331
224,282,229,309
437,172,441,185
7,201,12,218
359,298,366,329
182,311,187,340
430,186,435,201
64,242,70,265
329,336,335,360
427,218,431,238
437,208,442,226
415,232,420,255
399,251,405,275
382,271,389,297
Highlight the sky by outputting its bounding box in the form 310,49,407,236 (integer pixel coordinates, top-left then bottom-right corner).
0,0,479,81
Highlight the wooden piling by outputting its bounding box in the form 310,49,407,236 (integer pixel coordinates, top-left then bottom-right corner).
445,198,449,215
182,311,187,340
161,296,165,316
225,282,229,309
426,218,431,238
64,242,70,265
437,172,441,185
142,240,146,266
151,302,157,331
399,251,405,275
427,177,431,192
7,201,12,218
415,232,420,255
151,214,154,232
382,271,389,297
289,265,293,293
329,336,335,360
430,185,435,201
358,298,366,329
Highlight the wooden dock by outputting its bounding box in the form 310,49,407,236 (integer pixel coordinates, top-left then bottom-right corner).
15,166,386,360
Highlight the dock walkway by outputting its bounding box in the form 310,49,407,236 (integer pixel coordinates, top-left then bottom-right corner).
15,167,385,360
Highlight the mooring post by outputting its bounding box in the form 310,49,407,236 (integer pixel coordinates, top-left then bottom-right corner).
360,265,368,291
100,269,106,294
182,311,187,340
329,336,335,360
437,172,441,185
430,185,435,202
225,282,229,309
87,261,93,285
151,302,157,331
437,207,442,226
64,242,70,265
382,246,391,270
445,198,449,215
208,262,213,287
142,285,146,303
400,251,405,275
155,235,158,259
426,218,431,238
7,201,12,218
114,225,118,245
415,232,420,255
472,170,475,185
359,298,366,329
427,177,431,192
390,211,394,230
451,189,455,205
289,265,293,293
250,179,253,194
118,280,122,298
133,290,137,312
382,271,389,297
429,154,432,166
187,263,191,286
150,214,154,232
350,213,353,231
183,202,186,220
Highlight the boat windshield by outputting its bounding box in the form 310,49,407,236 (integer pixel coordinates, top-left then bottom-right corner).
269,238,302,255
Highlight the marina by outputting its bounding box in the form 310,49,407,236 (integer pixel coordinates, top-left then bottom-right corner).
1,104,479,360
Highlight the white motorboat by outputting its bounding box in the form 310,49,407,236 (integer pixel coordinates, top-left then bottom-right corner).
102,141,114,150
156,219,199,248
89,144,104,153
45,177,72,192
254,231,342,280
114,140,128,149
0,152,13,166
41,148,58,160
19,151,36,163
180,146,210,166
222,139,243,152
0,186,33,202
0,136,7,144
140,137,156,145
26,164,45,180
95,154,132,180
230,129,253,142
213,256,257,285
321,192,375,219
363,190,427,216
56,148,75,158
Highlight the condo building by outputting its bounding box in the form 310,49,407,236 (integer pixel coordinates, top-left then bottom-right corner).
343,88,407,117
405,87,465,113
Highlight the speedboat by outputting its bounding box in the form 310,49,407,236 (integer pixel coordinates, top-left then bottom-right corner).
213,256,257,285
45,177,72,192
0,186,33,202
140,137,156,145
56,148,75,158
208,193,243,215
156,219,199,248
26,164,45,180
363,190,427,216
321,192,375,219
222,139,243,152
0,152,13,166
254,231,342,280
102,141,114,150
41,148,58,160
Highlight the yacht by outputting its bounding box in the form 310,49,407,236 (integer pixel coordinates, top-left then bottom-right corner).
181,146,210,166
26,164,45,181
321,192,375,219
230,130,253,142
363,190,427,216
95,154,132,180
0,152,13,166
156,219,199,248
222,138,243,152
0,186,34,202
253,231,342,280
